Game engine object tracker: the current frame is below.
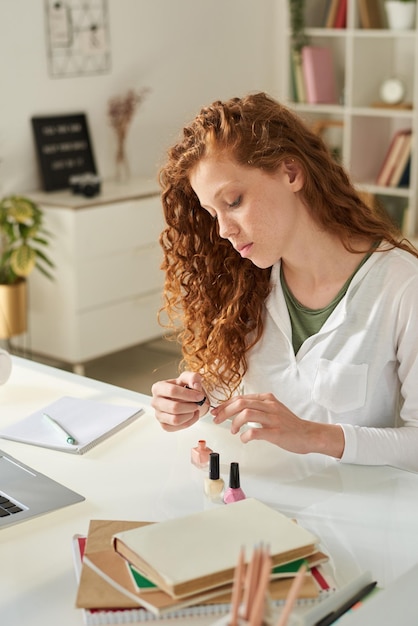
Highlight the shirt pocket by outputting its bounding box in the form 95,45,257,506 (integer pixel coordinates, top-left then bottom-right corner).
312,359,368,414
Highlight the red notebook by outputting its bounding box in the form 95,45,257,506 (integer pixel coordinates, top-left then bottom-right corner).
302,46,338,104
334,0,347,28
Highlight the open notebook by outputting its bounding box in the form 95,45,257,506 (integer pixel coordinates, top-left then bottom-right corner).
0,396,144,454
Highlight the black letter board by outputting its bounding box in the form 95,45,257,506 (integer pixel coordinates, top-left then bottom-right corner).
31,113,97,191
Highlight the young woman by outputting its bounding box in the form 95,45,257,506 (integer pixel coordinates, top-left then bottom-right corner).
151,92,418,472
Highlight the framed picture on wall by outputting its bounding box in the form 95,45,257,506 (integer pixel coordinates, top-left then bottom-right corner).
31,113,97,191
45,0,111,78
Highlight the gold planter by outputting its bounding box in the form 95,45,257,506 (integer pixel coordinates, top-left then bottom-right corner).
0,280,27,339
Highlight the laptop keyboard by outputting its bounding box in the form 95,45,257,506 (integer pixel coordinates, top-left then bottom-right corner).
0,495,24,517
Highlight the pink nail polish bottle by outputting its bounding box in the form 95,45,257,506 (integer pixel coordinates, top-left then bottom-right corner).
223,462,246,504
191,439,213,469
204,452,225,501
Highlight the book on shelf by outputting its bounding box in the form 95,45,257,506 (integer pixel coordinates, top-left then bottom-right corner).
357,0,384,29
389,132,413,187
291,48,306,103
323,0,347,28
301,46,338,105
112,499,319,600
375,129,412,187
324,0,341,27
289,53,298,102
72,530,334,625
397,155,411,188
334,0,347,28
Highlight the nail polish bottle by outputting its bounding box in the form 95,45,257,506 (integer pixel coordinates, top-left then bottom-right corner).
204,452,224,501
223,462,246,504
191,439,213,469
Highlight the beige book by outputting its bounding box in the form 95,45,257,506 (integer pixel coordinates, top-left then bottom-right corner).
389,132,413,187
113,498,319,599
77,520,232,615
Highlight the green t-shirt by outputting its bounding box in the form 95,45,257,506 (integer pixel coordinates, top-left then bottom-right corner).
281,252,372,354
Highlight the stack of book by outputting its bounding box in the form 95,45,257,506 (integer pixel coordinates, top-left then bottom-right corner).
74,499,335,624
375,129,413,187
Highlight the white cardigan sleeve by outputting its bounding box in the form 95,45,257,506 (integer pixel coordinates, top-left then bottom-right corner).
340,273,418,473
340,423,418,472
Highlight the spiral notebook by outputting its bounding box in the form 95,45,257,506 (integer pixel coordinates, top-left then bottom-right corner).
0,396,144,454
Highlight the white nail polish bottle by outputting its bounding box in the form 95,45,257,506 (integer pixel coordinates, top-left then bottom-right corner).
204,452,225,502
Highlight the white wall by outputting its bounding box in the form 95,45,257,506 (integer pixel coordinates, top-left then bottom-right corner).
0,0,286,195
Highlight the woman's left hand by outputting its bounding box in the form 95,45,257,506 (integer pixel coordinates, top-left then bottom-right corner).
211,392,345,458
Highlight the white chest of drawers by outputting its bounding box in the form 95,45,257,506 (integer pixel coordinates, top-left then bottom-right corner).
25,178,164,372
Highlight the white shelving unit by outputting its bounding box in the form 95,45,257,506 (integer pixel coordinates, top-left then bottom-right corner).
281,0,418,236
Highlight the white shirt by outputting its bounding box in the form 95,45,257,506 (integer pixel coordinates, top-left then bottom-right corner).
243,247,418,472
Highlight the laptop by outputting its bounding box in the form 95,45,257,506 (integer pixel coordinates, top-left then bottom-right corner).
0,448,84,529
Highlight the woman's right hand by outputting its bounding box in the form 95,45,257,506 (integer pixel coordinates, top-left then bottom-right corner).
151,372,209,431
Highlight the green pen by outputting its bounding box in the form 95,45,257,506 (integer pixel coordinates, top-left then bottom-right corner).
43,413,78,445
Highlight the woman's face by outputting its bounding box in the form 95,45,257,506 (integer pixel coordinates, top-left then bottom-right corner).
189,154,304,269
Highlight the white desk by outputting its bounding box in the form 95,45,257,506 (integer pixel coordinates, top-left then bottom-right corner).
2,356,418,625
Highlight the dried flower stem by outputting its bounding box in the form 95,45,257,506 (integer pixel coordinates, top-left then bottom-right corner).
107,87,150,169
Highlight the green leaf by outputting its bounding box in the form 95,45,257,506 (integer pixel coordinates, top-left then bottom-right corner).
0,195,54,284
7,197,35,224
10,245,36,277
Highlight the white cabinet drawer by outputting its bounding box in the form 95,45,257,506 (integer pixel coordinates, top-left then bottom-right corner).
29,283,164,363
78,291,164,362
76,245,164,310
25,181,166,365
75,196,164,258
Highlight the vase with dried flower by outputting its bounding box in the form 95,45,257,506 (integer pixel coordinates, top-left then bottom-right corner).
107,87,150,183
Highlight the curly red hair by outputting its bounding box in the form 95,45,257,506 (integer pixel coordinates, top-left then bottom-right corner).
158,92,415,397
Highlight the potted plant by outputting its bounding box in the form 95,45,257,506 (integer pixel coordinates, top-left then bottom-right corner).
288,0,309,52
0,195,54,339
385,0,417,30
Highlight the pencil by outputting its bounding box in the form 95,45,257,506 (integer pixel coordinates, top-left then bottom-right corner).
249,547,272,626
275,564,307,626
242,545,261,619
230,546,245,626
